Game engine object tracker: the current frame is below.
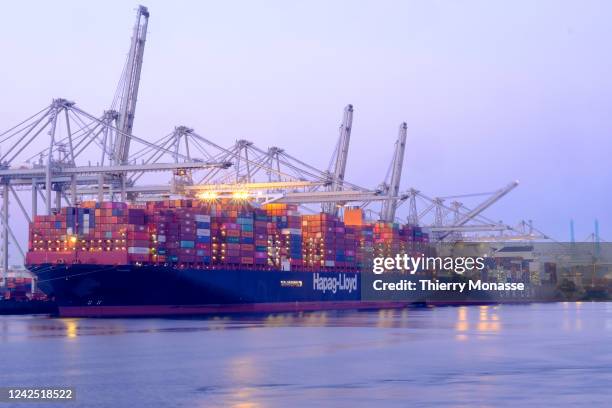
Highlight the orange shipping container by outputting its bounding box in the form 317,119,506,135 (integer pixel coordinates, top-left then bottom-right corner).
344,208,363,226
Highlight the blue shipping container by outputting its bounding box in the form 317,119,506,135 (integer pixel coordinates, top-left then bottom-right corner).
180,240,195,248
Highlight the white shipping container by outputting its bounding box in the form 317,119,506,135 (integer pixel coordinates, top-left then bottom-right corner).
281,228,302,235
158,235,166,243
196,228,211,236
324,260,335,267
128,247,150,255
195,214,211,222
66,227,73,235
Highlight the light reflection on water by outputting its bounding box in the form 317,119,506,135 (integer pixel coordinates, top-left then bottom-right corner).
1,302,611,408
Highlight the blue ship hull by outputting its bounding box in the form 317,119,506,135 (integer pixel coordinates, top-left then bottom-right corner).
29,264,392,317
28,264,544,317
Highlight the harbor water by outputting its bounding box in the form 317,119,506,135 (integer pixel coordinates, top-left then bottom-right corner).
1,302,611,407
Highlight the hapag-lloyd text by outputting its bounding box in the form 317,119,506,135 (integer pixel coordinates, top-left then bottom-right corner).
313,273,358,294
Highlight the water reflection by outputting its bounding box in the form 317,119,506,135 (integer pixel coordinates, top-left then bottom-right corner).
62,318,79,339
226,357,263,408
454,305,502,341
376,309,396,328
562,301,584,331
0,303,592,342
0,303,607,408
477,305,501,333
455,306,469,341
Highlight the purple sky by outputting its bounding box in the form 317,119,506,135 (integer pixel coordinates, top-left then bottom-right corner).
0,0,610,250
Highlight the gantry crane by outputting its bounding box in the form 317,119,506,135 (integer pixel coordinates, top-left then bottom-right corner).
0,5,548,283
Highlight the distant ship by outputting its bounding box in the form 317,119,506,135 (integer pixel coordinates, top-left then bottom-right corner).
0,268,56,315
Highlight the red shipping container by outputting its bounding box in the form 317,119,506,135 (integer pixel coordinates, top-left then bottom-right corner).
128,231,149,240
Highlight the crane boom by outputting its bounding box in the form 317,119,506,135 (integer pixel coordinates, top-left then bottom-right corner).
381,122,407,222
437,181,519,240
115,5,149,164
325,104,353,215
453,181,519,227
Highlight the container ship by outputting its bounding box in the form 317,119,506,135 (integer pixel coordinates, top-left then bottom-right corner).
26,199,438,317
26,199,550,317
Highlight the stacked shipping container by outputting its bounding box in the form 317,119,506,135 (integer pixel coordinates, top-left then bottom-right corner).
2,277,34,301
26,199,429,271
127,207,149,263
373,222,401,259
211,202,255,265
302,213,344,268
253,209,268,266
356,225,374,268
263,204,303,269
28,202,129,265
195,213,212,264
146,200,212,265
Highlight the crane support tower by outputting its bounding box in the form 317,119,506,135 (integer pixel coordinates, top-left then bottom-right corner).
324,104,353,215
380,122,407,222
114,5,149,165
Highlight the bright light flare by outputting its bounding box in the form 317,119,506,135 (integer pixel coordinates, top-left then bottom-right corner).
198,191,219,201
232,191,249,200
